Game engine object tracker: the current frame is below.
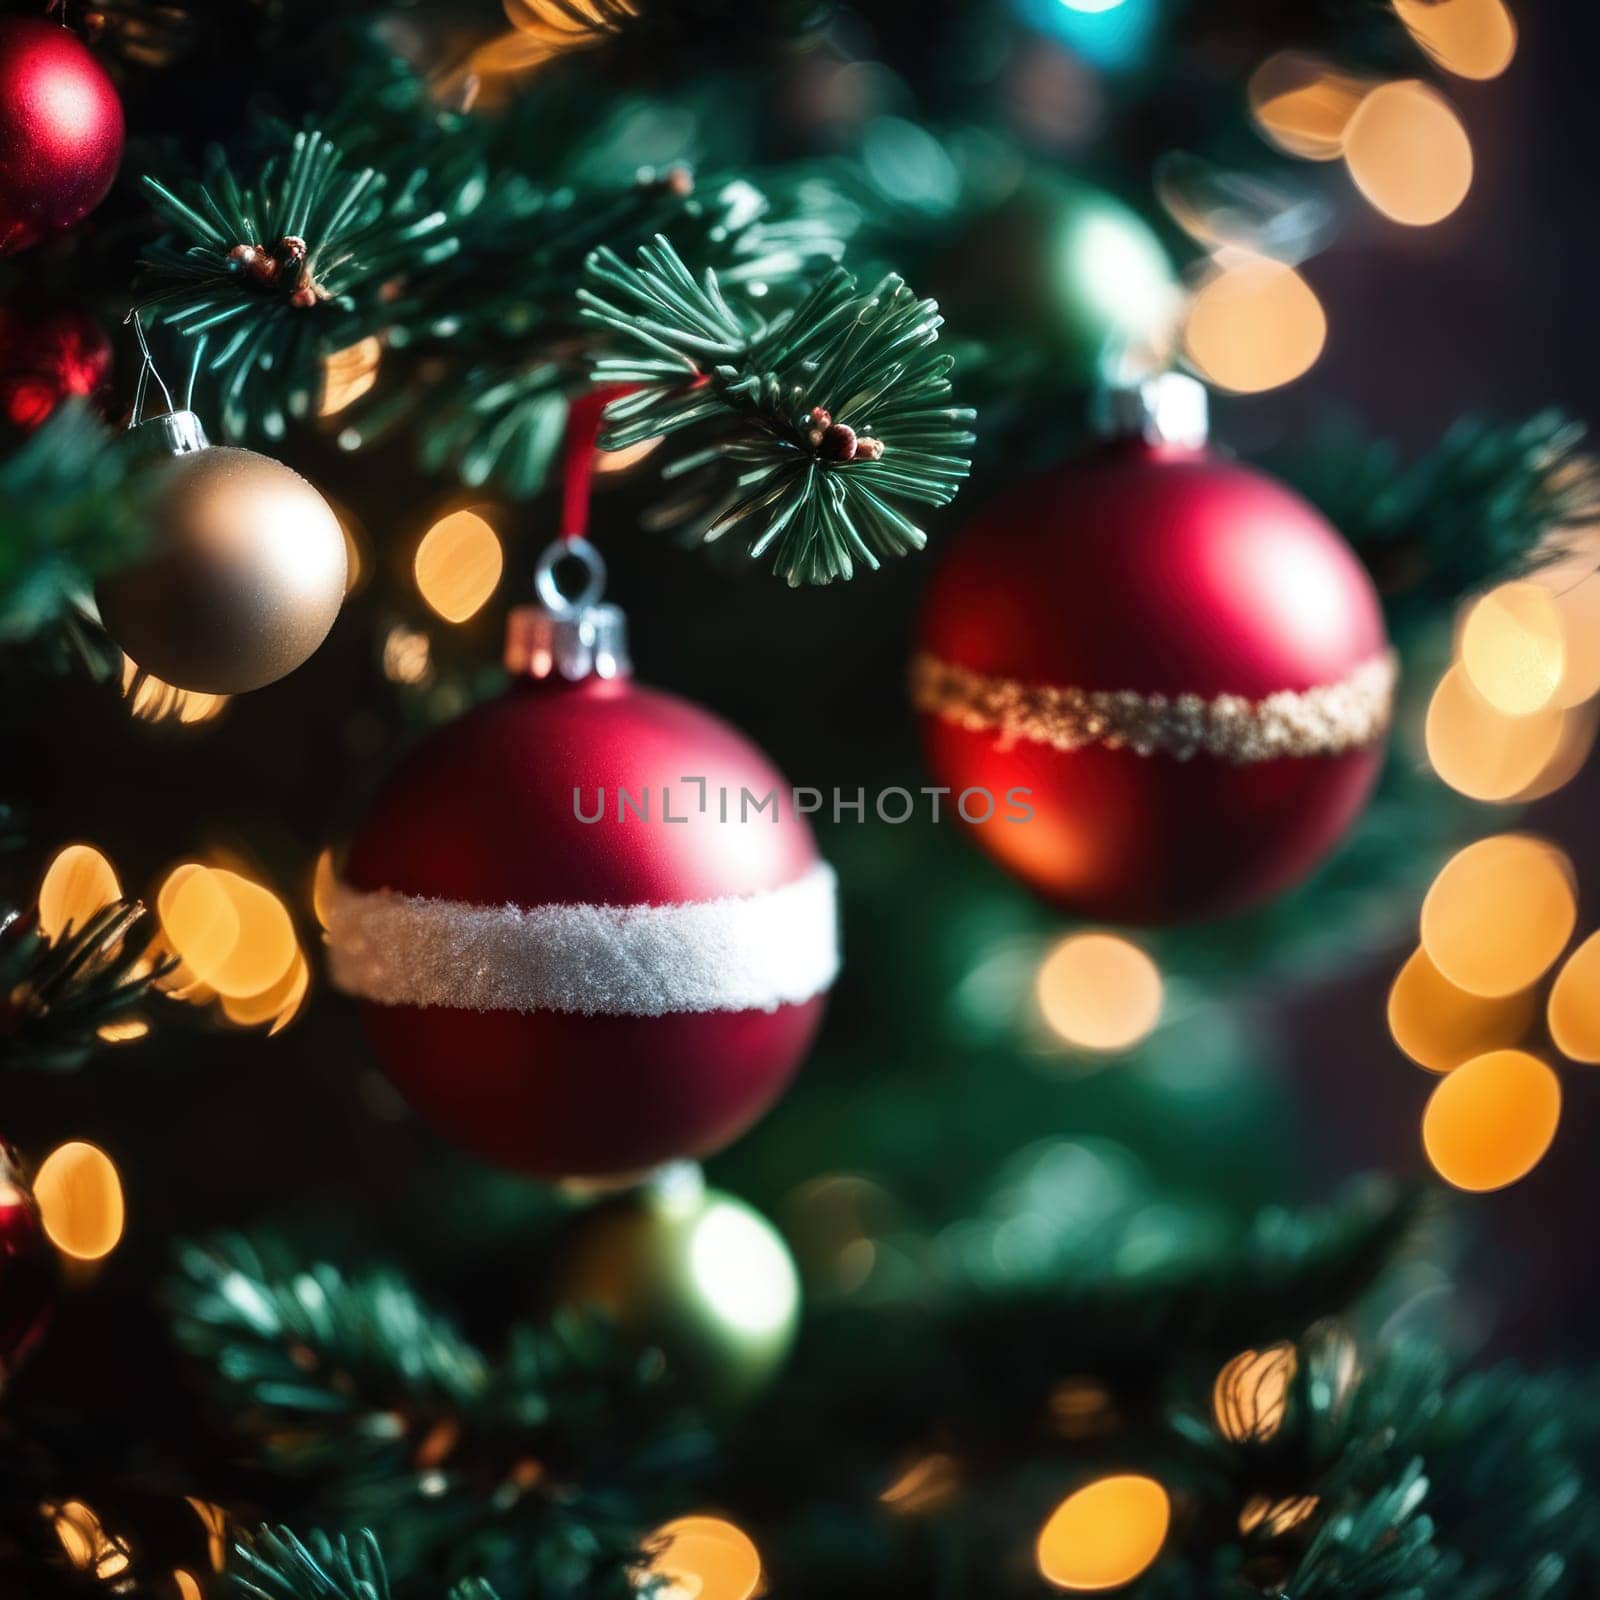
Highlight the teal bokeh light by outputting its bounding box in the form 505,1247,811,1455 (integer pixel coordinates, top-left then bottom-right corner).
1018,0,1161,71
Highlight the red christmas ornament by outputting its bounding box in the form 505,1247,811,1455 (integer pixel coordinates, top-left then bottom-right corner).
0,291,112,430
1,1141,54,1385
0,17,125,256
330,540,837,1179
914,376,1393,925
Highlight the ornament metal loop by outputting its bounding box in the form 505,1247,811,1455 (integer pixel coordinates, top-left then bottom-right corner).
535,537,607,617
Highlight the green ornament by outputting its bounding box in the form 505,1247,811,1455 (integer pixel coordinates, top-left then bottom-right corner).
937,176,1179,387
550,1164,800,1406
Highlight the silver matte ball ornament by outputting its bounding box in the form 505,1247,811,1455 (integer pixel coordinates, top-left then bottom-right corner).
96,412,347,694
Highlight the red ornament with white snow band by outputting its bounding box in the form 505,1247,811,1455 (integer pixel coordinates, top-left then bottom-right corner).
330,541,836,1179
914,376,1394,925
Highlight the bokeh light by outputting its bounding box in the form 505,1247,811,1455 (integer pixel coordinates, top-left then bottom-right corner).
689,1198,801,1336
220,949,310,1034
158,864,241,987
1460,582,1566,715
1343,81,1472,226
1183,254,1326,394
312,848,338,929
642,1515,762,1600
1549,931,1600,1064
38,843,121,944
1425,665,1564,802
1036,1475,1170,1591
1213,1343,1296,1443
1248,52,1367,161
415,510,504,623
880,1452,960,1514
382,622,434,686
1036,934,1163,1051
1394,0,1516,80
1422,1049,1561,1192
33,1141,126,1261
1550,571,1600,707
120,655,228,725
96,1018,149,1044
206,870,297,1000
48,1501,131,1581
1420,835,1576,997
1387,945,1538,1073
320,336,383,416
1238,1496,1319,1538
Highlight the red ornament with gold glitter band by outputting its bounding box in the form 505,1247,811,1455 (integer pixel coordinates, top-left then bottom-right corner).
1,1140,54,1386
0,17,124,255
913,374,1394,925
326,397,838,1179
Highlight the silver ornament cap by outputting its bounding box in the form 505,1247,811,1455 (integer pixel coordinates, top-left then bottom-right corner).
1093,371,1210,449
505,537,631,682
129,408,211,458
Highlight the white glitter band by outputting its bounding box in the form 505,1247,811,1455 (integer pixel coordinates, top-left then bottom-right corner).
326,862,839,1017
911,652,1396,764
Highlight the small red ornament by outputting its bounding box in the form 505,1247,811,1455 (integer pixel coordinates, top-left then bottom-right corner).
1,1141,54,1385
914,376,1393,925
330,540,837,1179
0,17,125,256
0,292,112,431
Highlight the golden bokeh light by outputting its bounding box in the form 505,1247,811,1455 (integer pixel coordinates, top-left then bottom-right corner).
33,1141,126,1261
1460,582,1566,716
1183,254,1326,394
220,949,309,1033
1549,931,1600,1065
642,1515,763,1600
880,1452,960,1514
207,870,298,1000
96,1018,150,1044
1424,664,1565,802
38,843,121,944
415,510,504,623
1422,1048,1561,1192
1512,701,1600,804
1343,80,1472,226
320,336,383,416
1387,945,1538,1073
158,864,241,987
383,621,434,686
312,847,338,929
48,1501,132,1581
175,1573,204,1600
1238,1495,1319,1539
1036,1475,1171,1592
1394,0,1516,80
120,655,228,725
1248,52,1368,161
1213,1344,1297,1443
1550,571,1600,707
1420,835,1576,997
1037,934,1163,1052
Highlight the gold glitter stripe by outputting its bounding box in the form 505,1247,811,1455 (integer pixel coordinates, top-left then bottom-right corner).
910,652,1396,764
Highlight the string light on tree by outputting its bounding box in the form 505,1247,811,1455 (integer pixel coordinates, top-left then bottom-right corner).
1459,582,1566,715
1394,0,1517,81
639,1515,762,1600
1388,946,1538,1073
1343,81,1473,227
38,844,121,945
1419,835,1576,998
1183,252,1327,394
1036,934,1163,1051
1213,1343,1297,1443
1422,1048,1561,1192
1425,664,1565,802
1036,1474,1171,1591
1248,53,1368,161
32,1140,125,1261
1548,931,1600,1064
414,509,504,623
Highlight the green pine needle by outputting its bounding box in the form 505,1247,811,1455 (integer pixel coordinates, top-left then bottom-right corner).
138,129,461,440
580,235,976,585
0,900,168,1074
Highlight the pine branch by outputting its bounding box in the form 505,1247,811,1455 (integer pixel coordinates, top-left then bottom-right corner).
580,237,975,584
1268,412,1599,635
0,902,167,1073
169,1237,711,1598
137,128,463,439
229,1525,506,1600
0,404,150,646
